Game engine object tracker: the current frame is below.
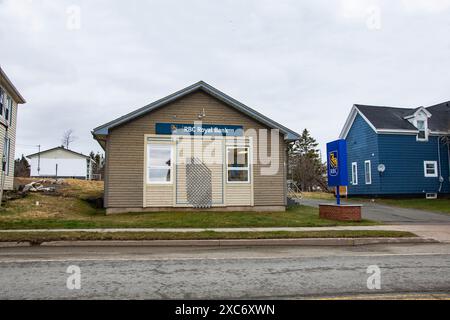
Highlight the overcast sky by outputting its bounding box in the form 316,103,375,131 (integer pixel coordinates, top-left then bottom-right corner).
1,0,449,159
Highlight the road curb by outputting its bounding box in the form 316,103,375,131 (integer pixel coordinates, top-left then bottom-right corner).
0,242,32,248
33,237,437,247
0,237,437,248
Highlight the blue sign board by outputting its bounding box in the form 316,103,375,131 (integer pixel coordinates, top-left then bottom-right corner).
156,123,244,137
326,139,348,187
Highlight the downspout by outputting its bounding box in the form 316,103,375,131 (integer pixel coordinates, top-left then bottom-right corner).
448,143,450,191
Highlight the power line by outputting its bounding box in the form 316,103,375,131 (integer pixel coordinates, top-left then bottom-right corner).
16,144,41,148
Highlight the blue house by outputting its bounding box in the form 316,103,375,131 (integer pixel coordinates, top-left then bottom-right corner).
340,101,450,197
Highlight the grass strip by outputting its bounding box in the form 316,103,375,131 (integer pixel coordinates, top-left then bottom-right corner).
0,230,416,244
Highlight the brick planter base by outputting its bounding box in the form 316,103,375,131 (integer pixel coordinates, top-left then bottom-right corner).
319,204,362,222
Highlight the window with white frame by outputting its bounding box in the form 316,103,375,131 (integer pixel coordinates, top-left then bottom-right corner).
351,162,358,185
0,87,4,117
227,146,250,183
424,161,438,178
2,137,10,175
416,119,427,141
5,96,12,125
147,143,173,184
364,160,372,185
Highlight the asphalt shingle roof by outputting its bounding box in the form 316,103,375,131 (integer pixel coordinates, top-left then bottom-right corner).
356,101,450,132
426,101,450,132
93,81,300,141
26,146,91,159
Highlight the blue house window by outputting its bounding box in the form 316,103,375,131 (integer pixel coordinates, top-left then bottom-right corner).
364,160,372,185
351,162,358,185
424,161,438,178
416,120,428,141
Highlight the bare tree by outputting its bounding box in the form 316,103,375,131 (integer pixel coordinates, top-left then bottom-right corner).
61,129,77,149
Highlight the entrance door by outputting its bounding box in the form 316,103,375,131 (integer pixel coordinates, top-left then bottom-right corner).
175,136,224,207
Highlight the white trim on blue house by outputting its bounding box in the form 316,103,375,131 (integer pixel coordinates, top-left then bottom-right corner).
377,129,446,136
340,105,378,139
376,129,418,134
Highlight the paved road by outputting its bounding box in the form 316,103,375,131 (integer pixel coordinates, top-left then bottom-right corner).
0,244,449,299
302,199,450,224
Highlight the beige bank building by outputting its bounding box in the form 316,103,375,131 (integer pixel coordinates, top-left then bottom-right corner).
93,82,299,214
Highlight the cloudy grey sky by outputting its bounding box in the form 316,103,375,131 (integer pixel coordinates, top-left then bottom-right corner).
1,0,449,159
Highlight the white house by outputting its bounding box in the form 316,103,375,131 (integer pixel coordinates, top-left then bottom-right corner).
27,146,95,180
0,66,27,191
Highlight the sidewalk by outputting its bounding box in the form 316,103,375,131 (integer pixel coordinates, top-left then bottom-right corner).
0,224,448,242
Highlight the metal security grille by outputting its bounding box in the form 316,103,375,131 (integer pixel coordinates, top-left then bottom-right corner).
186,157,212,208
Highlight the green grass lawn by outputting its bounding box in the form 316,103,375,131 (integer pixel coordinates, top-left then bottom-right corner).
303,192,450,215
0,193,378,230
366,198,450,214
0,230,415,244
302,192,336,200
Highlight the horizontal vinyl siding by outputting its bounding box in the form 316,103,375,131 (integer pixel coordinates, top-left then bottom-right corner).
226,184,252,206
175,137,224,206
0,94,18,191
378,135,450,194
106,91,286,208
346,114,380,195
106,127,144,207
145,185,173,207
253,134,285,206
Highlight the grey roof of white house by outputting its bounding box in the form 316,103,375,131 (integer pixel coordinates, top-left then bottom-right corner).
92,81,300,141
356,101,450,132
27,146,92,160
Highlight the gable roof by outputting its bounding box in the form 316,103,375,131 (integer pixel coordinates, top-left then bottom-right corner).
26,146,92,160
355,105,419,131
92,81,300,144
0,66,26,104
426,101,450,132
340,101,450,138
403,106,432,119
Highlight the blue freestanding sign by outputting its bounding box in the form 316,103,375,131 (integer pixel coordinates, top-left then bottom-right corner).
326,139,348,205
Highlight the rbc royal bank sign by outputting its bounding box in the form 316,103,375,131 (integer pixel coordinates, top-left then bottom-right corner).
156,123,244,137
326,139,348,187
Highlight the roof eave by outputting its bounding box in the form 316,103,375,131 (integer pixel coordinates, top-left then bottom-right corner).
340,105,379,139
403,106,432,119
92,131,107,150
92,81,300,141
0,66,26,104
26,146,91,159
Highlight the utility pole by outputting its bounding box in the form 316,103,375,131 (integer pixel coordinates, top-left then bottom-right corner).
37,144,41,177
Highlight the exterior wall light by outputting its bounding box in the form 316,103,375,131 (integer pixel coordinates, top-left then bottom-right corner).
378,164,386,176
